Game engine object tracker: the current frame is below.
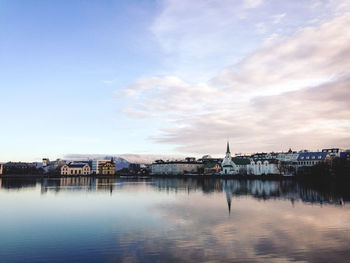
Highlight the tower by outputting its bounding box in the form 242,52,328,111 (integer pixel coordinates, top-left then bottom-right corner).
221,141,236,175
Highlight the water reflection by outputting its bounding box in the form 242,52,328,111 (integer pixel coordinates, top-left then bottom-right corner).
0,177,350,262
0,177,348,206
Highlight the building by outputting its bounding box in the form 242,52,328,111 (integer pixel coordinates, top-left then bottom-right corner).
296,152,331,168
99,160,116,175
276,149,299,162
42,158,50,167
251,152,278,160
340,150,350,160
221,142,237,175
91,159,116,175
248,159,279,175
204,162,221,174
151,158,203,175
232,157,251,174
322,148,344,158
60,163,91,176
0,163,3,175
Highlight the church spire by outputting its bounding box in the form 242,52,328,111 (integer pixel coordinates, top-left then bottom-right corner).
226,141,230,154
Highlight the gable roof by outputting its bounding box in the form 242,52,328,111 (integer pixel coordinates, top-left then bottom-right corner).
68,163,89,168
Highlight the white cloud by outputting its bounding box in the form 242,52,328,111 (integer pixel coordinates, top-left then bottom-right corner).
243,0,263,9
119,4,350,154
272,13,286,24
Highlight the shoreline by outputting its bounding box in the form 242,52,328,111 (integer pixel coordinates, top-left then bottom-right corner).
0,173,290,180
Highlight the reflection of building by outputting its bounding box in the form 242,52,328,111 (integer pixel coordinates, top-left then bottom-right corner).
151,158,203,175
60,163,91,175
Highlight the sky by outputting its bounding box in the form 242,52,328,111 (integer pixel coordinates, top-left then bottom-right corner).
1,0,350,161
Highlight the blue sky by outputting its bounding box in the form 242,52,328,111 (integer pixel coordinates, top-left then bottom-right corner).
1,0,350,161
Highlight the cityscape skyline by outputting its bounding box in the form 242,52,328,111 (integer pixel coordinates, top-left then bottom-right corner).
1,0,350,161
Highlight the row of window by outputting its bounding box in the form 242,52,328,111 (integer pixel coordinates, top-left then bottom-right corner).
298,161,319,165
300,156,322,160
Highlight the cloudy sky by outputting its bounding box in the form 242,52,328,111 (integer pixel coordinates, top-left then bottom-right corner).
1,0,350,161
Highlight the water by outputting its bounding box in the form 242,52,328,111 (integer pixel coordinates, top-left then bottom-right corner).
0,177,350,263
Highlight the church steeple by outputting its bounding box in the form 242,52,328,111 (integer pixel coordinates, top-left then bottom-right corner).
226,141,230,154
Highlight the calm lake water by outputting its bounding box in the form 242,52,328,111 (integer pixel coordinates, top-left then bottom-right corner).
1,177,350,263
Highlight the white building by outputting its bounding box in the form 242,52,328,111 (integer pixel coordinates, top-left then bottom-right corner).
60,163,91,176
151,158,203,175
221,142,237,175
276,149,299,162
248,159,279,175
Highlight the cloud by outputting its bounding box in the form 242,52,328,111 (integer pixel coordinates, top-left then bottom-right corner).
119,5,350,155
243,0,263,9
215,11,350,92
272,13,286,24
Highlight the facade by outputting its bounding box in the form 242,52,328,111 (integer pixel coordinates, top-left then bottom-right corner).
276,149,299,162
99,161,116,175
91,160,116,175
151,158,203,175
251,152,278,160
322,148,343,158
296,152,331,168
340,151,350,160
248,159,279,175
232,157,251,174
42,158,50,167
60,163,91,175
204,162,221,174
221,142,237,175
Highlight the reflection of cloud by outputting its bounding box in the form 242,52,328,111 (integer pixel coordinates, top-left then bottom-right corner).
114,193,350,262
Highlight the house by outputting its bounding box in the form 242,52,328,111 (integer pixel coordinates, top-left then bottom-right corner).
60,163,91,176
277,149,299,163
232,157,251,174
248,159,279,175
322,148,343,158
151,158,203,175
340,151,350,160
204,162,221,174
99,160,116,175
296,152,331,169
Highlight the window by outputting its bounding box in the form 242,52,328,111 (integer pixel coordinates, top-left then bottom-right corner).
306,156,309,159
312,156,315,159
318,156,322,159
301,157,304,159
